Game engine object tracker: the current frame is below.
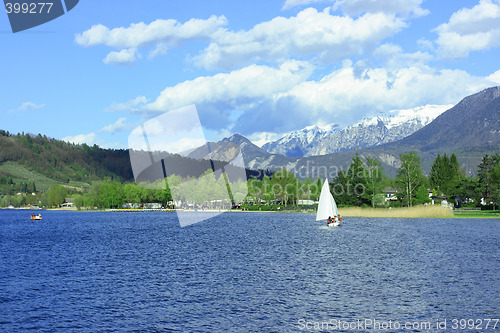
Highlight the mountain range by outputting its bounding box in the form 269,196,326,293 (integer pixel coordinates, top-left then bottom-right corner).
192,86,500,178
262,104,453,157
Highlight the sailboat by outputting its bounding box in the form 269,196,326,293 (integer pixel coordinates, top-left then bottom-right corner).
316,178,340,227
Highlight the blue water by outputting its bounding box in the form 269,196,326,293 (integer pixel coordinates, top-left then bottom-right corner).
0,210,498,332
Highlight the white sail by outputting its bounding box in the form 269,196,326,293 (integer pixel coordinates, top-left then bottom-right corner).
316,178,338,221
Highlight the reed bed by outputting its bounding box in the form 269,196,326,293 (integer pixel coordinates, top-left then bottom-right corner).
338,205,454,218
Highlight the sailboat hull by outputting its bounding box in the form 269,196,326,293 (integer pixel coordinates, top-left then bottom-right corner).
327,221,340,227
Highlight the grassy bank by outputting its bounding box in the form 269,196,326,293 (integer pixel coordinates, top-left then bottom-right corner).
452,209,500,219
338,205,454,218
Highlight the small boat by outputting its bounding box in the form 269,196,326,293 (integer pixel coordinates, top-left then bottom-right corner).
316,178,340,227
30,215,42,221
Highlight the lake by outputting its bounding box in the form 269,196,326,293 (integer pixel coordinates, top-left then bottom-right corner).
0,210,498,332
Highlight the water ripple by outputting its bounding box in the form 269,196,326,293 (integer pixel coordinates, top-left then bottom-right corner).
0,211,498,332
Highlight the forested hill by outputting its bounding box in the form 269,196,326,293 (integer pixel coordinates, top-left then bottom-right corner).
0,130,267,195
0,130,133,185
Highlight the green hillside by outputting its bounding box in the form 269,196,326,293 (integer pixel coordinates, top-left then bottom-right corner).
0,130,133,195
0,161,91,192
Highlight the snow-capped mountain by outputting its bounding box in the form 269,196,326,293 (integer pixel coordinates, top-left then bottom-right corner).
185,87,499,178
262,104,453,157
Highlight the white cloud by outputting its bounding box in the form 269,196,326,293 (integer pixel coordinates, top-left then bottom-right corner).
373,43,432,68
128,105,207,154
193,8,406,69
100,118,128,134
282,0,324,10
330,0,428,17
77,9,405,69
142,60,313,132
435,0,500,59
19,101,44,111
488,69,500,84
142,55,496,137
145,60,314,112
75,16,227,48
149,43,169,58
289,64,487,116
282,0,428,17
416,38,434,52
103,48,140,65
233,62,497,135
9,101,45,113
76,16,228,65
106,96,148,112
62,133,97,145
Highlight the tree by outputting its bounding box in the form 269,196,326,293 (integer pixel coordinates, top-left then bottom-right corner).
429,153,463,198
24,193,37,206
332,152,369,206
301,177,320,202
47,185,68,207
333,169,352,205
449,153,460,177
364,157,384,207
165,174,183,206
260,175,273,204
477,154,500,206
246,178,262,204
396,151,424,207
73,195,85,210
429,153,443,192
271,168,298,207
123,183,144,204
99,182,125,208
314,178,322,201
489,163,500,209
441,153,452,191
414,185,431,205
449,176,481,207
29,181,37,193
231,179,248,205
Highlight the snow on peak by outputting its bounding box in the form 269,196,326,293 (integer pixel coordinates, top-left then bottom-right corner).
384,104,453,129
353,116,383,128
349,105,452,130
267,123,336,147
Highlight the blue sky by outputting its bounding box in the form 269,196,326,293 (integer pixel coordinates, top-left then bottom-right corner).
2,0,500,148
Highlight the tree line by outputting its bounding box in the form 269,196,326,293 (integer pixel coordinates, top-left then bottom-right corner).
389,151,498,209
1,149,498,210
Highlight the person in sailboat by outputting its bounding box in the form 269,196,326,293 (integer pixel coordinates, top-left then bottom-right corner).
338,215,342,223
327,216,332,224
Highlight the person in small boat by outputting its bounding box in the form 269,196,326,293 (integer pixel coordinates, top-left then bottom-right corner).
31,213,35,218
332,216,337,224
338,215,342,222
327,216,332,224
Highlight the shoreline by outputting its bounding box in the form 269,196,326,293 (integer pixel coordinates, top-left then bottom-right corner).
2,206,498,219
